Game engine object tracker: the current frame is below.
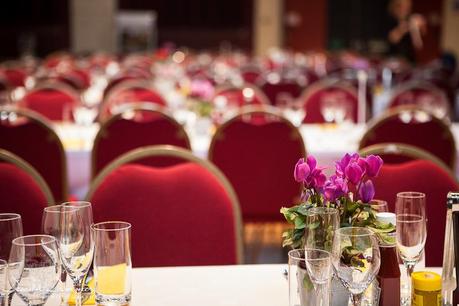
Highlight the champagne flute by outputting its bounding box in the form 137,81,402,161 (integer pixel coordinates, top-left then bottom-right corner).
331,227,381,306
304,207,340,252
395,192,426,305
42,205,81,304
8,235,60,306
0,213,23,306
304,248,332,306
60,201,94,306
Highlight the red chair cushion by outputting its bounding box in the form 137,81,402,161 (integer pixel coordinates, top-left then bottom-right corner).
361,114,455,169
261,81,303,105
91,163,238,267
0,118,65,202
19,89,77,121
373,160,459,266
302,87,359,123
0,163,48,235
103,87,167,118
94,112,190,175
210,117,304,222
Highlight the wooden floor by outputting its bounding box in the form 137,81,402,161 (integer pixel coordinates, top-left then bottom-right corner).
243,222,291,264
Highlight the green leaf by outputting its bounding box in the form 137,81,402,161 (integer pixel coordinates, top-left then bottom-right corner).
294,217,306,229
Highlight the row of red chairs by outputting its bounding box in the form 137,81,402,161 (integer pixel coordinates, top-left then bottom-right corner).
1,104,456,202
0,141,456,267
10,76,452,124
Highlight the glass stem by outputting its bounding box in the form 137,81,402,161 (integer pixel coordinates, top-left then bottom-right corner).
350,292,363,306
73,278,84,306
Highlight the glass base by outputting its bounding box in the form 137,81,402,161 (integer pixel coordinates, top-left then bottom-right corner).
96,292,131,305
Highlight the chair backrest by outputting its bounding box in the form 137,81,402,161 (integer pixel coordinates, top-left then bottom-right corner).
359,143,454,177
208,107,306,222
260,80,303,105
372,159,459,266
18,82,79,121
212,84,270,107
298,79,359,123
359,106,456,170
387,81,451,119
86,145,243,267
0,108,67,202
92,105,191,177
0,149,53,234
100,80,167,121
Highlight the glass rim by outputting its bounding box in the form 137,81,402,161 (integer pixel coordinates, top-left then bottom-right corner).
43,205,80,213
62,201,92,208
0,259,7,265
396,191,426,199
288,249,305,261
336,226,374,237
91,221,131,232
0,213,21,221
307,207,339,215
12,234,56,247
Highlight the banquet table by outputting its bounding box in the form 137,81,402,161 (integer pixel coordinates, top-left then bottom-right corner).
10,264,442,306
54,122,459,200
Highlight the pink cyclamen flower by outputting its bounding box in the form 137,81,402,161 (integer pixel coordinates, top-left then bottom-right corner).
345,161,364,185
294,156,326,189
323,175,348,202
294,158,310,182
365,155,383,177
359,180,375,203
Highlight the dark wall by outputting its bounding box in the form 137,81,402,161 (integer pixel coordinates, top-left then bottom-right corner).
0,1,70,59
119,0,253,51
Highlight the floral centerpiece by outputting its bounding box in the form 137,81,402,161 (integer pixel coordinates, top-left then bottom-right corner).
281,153,395,250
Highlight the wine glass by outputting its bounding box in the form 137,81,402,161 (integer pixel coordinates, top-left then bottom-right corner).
395,192,426,305
332,227,381,306
60,201,94,306
0,213,23,306
304,207,340,252
369,199,389,213
304,248,332,306
42,205,82,304
8,235,61,306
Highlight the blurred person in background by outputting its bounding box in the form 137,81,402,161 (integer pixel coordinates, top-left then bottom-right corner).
387,0,427,63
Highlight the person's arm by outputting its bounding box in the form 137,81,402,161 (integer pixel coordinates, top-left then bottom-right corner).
388,21,410,44
409,14,427,49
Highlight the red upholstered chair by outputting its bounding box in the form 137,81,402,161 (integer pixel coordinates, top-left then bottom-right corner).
0,149,54,235
260,80,303,105
372,159,459,266
359,143,453,176
208,107,306,222
298,79,360,123
3,68,28,87
212,84,270,107
100,80,167,121
0,108,67,202
86,145,243,267
18,82,79,121
387,81,451,120
92,105,191,177
359,106,456,170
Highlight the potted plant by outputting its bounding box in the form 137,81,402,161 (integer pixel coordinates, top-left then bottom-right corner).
282,153,395,305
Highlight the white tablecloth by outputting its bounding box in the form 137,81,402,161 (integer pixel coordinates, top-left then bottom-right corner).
54,123,459,200
11,264,442,306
